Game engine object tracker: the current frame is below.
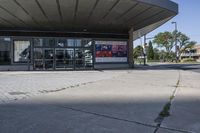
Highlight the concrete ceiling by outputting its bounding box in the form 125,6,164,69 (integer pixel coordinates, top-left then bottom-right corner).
0,0,178,37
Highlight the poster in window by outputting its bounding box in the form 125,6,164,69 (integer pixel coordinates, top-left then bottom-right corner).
14,41,30,63
95,41,127,63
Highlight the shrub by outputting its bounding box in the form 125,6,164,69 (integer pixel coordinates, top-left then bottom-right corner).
181,58,196,62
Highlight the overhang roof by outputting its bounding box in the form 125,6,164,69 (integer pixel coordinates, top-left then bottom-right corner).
0,0,178,39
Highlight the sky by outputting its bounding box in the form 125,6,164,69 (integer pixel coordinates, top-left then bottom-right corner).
135,0,200,46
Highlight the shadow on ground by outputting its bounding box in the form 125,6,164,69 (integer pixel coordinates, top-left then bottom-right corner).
0,99,198,133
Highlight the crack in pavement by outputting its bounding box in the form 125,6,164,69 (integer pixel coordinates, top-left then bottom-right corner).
54,104,193,133
38,82,93,94
153,71,194,133
35,69,194,133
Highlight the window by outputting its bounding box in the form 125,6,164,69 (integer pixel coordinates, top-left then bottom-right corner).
82,39,92,47
0,37,11,65
44,38,55,47
74,39,92,47
14,41,30,63
33,38,43,47
67,39,74,47
56,39,66,47
75,39,81,47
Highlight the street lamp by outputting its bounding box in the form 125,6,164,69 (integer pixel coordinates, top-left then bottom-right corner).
171,21,178,63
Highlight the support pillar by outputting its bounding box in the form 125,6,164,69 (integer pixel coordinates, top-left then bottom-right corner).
128,28,134,68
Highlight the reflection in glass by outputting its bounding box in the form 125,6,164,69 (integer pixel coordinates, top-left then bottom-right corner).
75,39,81,47
75,49,84,68
43,39,55,47
56,60,65,68
45,60,53,69
32,38,93,70
55,49,74,69
34,48,43,59
82,39,92,47
65,49,74,69
67,39,74,47
44,49,54,59
65,49,74,59
0,37,11,65
55,50,64,69
34,60,43,70
56,50,64,59
75,48,93,69
33,38,43,47
57,39,66,47
84,49,93,67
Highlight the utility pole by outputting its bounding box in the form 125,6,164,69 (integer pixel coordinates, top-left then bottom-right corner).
172,21,178,63
143,35,147,65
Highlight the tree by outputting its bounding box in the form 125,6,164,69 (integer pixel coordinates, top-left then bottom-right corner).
147,41,154,60
152,31,196,62
153,48,160,60
176,32,196,60
153,32,174,54
153,31,175,61
133,45,143,59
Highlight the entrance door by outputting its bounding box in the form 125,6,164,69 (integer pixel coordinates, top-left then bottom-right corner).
44,49,54,70
65,48,74,70
55,48,74,70
55,49,65,70
34,48,43,70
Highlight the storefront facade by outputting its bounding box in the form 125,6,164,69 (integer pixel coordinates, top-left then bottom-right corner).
0,36,128,70
0,0,178,70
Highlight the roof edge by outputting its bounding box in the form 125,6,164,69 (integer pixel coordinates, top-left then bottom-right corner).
136,0,178,14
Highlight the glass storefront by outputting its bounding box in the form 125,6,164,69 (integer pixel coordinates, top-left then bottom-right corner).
0,37,11,65
33,38,93,70
0,36,128,70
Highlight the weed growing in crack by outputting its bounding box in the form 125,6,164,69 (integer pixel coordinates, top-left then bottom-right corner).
159,102,171,117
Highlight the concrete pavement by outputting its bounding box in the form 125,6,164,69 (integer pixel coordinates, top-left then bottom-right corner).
0,67,199,133
0,71,126,103
161,70,200,133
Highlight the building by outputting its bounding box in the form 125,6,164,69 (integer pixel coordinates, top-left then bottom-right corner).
0,0,178,71
181,45,200,62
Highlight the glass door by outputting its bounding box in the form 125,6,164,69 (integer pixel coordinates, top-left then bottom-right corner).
44,49,54,70
55,49,65,70
65,48,74,70
34,48,43,70
55,48,74,70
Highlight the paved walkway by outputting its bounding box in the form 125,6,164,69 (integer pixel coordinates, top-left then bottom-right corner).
0,69,199,133
0,71,125,103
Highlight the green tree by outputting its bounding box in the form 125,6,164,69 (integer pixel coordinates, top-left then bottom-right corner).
147,41,154,60
153,31,196,62
153,32,174,54
176,32,196,60
153,48,160,60
133,45,143,59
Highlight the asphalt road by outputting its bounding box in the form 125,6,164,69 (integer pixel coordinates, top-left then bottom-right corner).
136,63,200,73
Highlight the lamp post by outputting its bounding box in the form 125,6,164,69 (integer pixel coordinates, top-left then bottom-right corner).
172,21,178,63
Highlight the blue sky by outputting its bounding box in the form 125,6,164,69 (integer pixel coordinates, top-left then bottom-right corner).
135,0,200,46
